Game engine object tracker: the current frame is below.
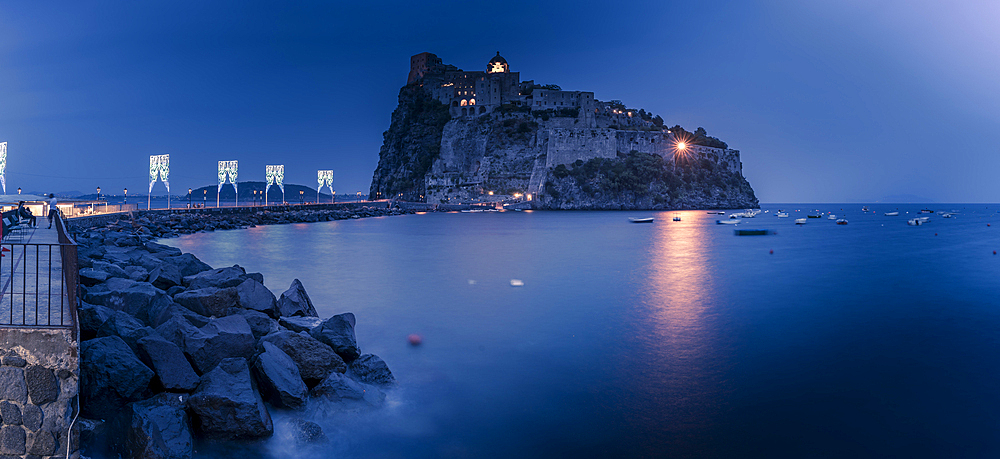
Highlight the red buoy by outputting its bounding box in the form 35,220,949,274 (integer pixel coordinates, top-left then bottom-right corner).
407,334,422,346
769,249,773,254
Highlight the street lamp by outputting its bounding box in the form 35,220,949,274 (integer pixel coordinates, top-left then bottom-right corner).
299,190,304,204
96,186,101,201
124,188,128,204
188,188,192,208
17,187,20,195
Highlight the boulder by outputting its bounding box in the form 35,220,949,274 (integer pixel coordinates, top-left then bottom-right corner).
137,335,200,392
92,261,128,279
277,279,318,318
238,309,278,340
145,241,182,258
165,285,185,297
161,253,213,278
251,342,308,409
246,272,265,284
148,263,182,290
280,316,322,333
259,331,345,385
310,313,360,361
85,278,168,322
184,315,255,374
174,287,239,317
187,358,273,440
81,336,154,419
0,367,27,404
96,312,155,352
310,372,385,408
183,266,247,290
347,354,396,386
235,279,278,318
124,265,150,282
114,393,193,459
150,303,210,329
78,302,116,340
154,316,204,352
133,253,166,272
289,419,327,444
79,268,109,287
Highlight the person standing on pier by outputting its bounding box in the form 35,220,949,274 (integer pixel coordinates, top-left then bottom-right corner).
46,193,58,228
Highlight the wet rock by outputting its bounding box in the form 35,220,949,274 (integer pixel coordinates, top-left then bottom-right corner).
311,313,360,361
145,241,182,258
259,331,345,385
187,358,273,440
148,263,182,290
174,287,239,318
24,366,59,405
165,285,185,297
81,336,154,419
246,272,264,284
137,335,200,392
277,279,318,317
79,268,109,287
235,279,278,318
96,312,155,352
279,316,322,333
310,372,385,408
252,342,307,410
347,354,396,386
289,419,327,444
114,393,193,459
0,368,27,404
92,260,129,279
154,316,204,350
184,315,255,374
150,303,210,329
238,309,278,340
184,266,247,290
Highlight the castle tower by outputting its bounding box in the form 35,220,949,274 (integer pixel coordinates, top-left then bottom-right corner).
487,52,508,74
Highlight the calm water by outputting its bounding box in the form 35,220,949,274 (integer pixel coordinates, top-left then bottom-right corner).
164,205,1000,458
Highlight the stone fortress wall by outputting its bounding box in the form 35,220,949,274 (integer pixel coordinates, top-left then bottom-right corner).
0,328,78,458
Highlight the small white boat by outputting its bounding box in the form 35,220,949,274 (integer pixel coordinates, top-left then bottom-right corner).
672,215,681,222
836,219,848,225
707,211,725,215
776,212,789,218
716,219,740,225
907,218,923,226
942,213,953,218
629,217,654,223
510,279,524,287
884,211,899,216
828,214,837,220
795,218,807,225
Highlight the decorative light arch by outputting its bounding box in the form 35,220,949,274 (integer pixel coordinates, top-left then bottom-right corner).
149,154,170,209
265,165,284,205
218,160,238,207
317,170,334,203
0,142,7,194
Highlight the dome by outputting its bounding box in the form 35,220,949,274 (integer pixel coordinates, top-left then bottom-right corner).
487,52,508,73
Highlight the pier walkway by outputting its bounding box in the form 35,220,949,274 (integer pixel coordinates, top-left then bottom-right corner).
0,216,77,328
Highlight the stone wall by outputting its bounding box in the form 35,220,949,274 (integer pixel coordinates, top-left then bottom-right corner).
0,328,78,458
544,128,617,168
615,130,672,159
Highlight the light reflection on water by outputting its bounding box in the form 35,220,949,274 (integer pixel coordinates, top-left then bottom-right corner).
161,206,1000,458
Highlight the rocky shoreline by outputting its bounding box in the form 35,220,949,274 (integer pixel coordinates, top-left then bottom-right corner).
73,206,400,458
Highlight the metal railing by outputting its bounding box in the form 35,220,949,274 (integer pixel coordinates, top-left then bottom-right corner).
0,214,77,328
61,203,138,218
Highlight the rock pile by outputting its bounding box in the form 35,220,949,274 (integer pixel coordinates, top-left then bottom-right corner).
86,206,412,239
74,227,395,458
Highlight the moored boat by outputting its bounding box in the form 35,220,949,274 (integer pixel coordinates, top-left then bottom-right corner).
734,228,771,236
836,219,848,225
828,214,837,220
795,218,808,225
716,219,740,225
776,212,789,218
884,211,899,216
629,217,654,223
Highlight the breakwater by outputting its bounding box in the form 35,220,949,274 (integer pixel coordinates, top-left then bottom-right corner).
72,205,402,458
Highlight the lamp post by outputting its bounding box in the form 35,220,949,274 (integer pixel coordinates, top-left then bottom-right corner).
17,187,21,195
124,188,128,204
203,189,207,207
299,190,304,205
96,186,101,201
188,188,192,209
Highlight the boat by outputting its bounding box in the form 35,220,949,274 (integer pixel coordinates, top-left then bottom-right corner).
795,218,807,225
807,214,822,218
862,206,870,212
672,215,681,222
629,217,654,223
827,214,837,220
716,219,740,225
836,219,848,225
920,209,934,214
706,211,725,215
734,229,771,236
907,218,923,226
884,211,899,216
942,213,953,218
776,212,789,218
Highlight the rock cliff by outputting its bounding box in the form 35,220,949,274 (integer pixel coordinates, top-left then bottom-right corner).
369,84,758,210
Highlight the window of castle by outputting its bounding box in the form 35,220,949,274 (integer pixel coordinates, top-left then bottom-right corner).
461,99,468,106
469,99,475,105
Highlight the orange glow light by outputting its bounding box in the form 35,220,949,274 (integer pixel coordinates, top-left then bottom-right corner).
677,142,687,150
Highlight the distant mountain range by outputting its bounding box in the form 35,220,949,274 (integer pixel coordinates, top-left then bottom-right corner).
74,181,336,203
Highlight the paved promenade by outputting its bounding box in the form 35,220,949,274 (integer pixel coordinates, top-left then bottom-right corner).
0,223,72,327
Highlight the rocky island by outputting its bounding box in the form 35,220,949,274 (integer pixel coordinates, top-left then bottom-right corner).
369,52,758,210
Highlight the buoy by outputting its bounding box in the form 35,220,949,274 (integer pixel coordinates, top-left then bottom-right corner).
935,233,938,236
407,334,422,346
769,249,773,254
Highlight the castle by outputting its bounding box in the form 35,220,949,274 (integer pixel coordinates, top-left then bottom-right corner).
399,52,745,204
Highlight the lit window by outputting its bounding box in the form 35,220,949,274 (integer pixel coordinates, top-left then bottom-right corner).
461,99,468,106
469,99,475,105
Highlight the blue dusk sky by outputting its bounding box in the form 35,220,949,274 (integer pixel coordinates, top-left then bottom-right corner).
1,0,998,202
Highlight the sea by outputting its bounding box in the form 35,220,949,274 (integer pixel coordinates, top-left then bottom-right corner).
162,204,1000,458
